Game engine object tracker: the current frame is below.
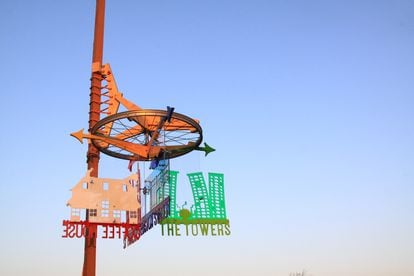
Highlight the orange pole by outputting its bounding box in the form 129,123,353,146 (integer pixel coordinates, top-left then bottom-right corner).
83,0,105,276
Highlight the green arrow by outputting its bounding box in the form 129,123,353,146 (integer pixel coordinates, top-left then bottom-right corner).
196,142,216,156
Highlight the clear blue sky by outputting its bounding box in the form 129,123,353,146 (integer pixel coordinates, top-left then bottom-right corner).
1,1,413,275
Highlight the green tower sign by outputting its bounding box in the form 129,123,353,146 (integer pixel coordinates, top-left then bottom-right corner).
161,171,230,237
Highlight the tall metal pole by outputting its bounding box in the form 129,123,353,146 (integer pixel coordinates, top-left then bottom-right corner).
83,0,105,275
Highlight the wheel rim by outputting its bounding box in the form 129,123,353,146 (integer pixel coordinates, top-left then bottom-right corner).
90,109,203,160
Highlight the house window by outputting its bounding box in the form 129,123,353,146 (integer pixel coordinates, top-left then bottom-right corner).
129,211,138,218
89,209,97,217
82,182,88,189
101,209,109,217
113,210,121,218
102,200,109,209
103,182,109,191
71,208,81,217
122,184,127,192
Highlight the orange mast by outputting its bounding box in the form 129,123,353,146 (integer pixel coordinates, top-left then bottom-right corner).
83,0,105,275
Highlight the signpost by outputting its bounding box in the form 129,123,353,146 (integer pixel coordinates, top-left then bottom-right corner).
64,2,228,275
83,1,105,275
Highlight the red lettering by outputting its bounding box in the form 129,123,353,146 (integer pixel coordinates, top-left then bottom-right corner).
75,224,84,238
62,223,69,238
123,225,128,238
102,225,108,239
68,224,77,238
62,222,86,238
62,221,141,241
133,226,140,239
109,225,115,239
116,225,122,239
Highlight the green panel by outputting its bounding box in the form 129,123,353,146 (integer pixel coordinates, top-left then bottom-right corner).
168,170,179,218
187,172,211,219
208,173,226,219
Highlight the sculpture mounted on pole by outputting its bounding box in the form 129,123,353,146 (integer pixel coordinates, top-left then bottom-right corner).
62,2,228,276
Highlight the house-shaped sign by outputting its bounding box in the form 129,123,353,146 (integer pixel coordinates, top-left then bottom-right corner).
66,169,140,224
